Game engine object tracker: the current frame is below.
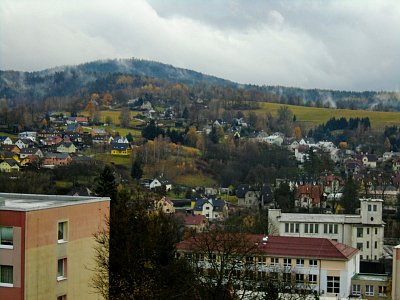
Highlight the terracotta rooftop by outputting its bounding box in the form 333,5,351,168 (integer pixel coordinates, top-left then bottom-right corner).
177,234,358,261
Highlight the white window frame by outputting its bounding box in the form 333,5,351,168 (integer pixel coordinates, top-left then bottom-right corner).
352,284,361,296
309,274,317,284
283,258,291,267
58,221,68,243
296,259,304,267
0,226,13,249
365,284,374,296
0,265,13,287
309,259,318,268
57,258,67,281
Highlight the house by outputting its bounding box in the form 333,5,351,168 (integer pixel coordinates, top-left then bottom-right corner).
355,153,378,169
0,192,110,300
0,150,20,162
177,234,360,299
256,131,269,143
15,139,34,149
19,148,44,159
42,153,72,167
350,273,390,299
41,135,63,146
90,128,107,137
152,177,172,191
295,184,324,208
111,143,131,156
17,131,37,142
0,145,20,155
192,198,228,220
65,123,83,134
57,142,77,154
266,134,284,146
236,184,274,209
0,136,13,145
176,212,208,233
392,157,400,172
0,159,20,173
155,197,175,214
269,198,385,261
67,116,89,125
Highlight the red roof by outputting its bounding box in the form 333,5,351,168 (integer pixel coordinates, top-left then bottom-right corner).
183,214,206,226
177,234,358,261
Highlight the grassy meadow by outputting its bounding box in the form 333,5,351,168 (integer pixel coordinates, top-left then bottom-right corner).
255,102,400,128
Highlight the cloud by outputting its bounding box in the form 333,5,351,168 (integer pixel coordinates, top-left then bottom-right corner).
1,0,400,91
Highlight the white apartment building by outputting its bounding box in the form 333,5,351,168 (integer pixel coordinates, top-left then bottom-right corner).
269,198,384,261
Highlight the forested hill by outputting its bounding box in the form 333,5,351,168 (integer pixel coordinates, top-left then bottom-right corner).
1,58,400,111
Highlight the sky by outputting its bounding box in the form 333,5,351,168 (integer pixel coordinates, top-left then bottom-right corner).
1,0,400,91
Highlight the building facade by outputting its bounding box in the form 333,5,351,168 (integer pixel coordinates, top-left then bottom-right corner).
0,193,110,300
269,198,385,261
177,234,360,299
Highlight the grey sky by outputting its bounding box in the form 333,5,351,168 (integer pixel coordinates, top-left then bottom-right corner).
1,0,399,91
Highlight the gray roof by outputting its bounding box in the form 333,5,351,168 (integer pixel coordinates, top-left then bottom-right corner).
0,193,109,211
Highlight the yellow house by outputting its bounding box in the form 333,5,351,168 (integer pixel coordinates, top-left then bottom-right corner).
111,143,131,156
0,159,20,172
56,142,77,154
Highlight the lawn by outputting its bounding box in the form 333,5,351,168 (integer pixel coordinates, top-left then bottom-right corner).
255,102,400,128
174,174,217,188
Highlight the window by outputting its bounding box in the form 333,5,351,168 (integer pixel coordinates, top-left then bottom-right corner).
285,223,299,233
57,258,67,281
327,276,340,294
367,228,370,235
0,227,13,248
195,253,204,262
357,243,363,250
334,224,338,234
57,295,67,300
373,205,377,211
0,265,13,286
374,241,378,249
258,257,266,265
375,228,378,235
366,241,369,248
309,274,317,284
296,259,304,267
324,224,328,233
296,274,304,283
270,257,279,266
309,259,317,268
357,228,363,238
209,254,217,262
304,223,308,233
368,204,372,211
378,286,387,296
58,222,68,243
283,258,291,267
283,272,291,282
352,284,361,296
305,224,319,234
245,256,253,264
365,285,374,296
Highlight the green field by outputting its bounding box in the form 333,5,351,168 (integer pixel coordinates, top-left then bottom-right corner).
256,102,400,128
174,174,217,188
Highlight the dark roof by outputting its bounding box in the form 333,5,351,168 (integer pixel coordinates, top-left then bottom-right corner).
236,184,250,198
177,234,358,260
112,143,129,150
20,148,41,155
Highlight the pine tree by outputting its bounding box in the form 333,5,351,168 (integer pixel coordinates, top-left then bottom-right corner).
131,158,143,181
94,165,117,201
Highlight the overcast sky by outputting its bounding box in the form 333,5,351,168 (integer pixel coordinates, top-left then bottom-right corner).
1,0,400,91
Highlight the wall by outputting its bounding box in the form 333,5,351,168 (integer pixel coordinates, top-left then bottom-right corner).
0,210,25,300
24,200,109,300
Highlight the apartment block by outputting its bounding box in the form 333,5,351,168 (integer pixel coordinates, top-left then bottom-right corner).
269,198,384,260
177,234,360,299
0,193,110,300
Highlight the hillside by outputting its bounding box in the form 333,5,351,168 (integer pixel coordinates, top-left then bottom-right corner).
0,58,400,112
257,102,400,128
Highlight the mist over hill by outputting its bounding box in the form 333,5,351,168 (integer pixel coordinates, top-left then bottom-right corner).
1,58,399,111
